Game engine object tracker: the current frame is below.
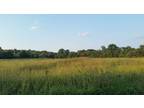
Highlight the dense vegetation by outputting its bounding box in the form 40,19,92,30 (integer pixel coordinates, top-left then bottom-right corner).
1,44,144,59
1,58,144,95
1,44,144,94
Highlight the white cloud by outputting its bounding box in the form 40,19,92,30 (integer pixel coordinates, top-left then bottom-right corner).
29,20,40,31
30,25,39,30
79,32,90,37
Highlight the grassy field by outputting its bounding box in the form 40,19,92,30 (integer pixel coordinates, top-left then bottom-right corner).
1,58,144,95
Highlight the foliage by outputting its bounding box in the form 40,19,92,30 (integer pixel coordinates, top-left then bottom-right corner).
0,44,144,59
1,58,144,94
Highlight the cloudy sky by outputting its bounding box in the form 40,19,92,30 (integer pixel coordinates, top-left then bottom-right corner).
0,14,144,52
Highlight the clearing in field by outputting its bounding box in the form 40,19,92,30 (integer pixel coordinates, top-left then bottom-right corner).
1,58,144,95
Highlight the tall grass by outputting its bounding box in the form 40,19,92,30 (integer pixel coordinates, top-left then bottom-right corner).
1,58,144,95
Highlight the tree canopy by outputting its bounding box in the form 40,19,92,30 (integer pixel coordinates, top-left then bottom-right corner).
0,44,144,59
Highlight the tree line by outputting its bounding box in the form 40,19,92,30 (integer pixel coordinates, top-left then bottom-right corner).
0,44,144,59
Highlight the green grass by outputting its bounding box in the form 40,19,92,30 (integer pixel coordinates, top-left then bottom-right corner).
1,58,144,95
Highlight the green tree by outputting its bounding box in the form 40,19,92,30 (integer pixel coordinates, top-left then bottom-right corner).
138,45,144,57
19,50,31,58
107,44,120,57
57,49,69,58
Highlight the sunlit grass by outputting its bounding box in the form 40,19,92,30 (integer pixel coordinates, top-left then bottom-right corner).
1,58,144,94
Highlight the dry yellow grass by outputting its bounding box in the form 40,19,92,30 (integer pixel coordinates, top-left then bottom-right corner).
1,58,144,94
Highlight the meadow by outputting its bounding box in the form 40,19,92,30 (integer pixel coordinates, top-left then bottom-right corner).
1,58,144,95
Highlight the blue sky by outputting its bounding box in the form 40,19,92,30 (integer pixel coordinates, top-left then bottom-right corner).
0,14,144,52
